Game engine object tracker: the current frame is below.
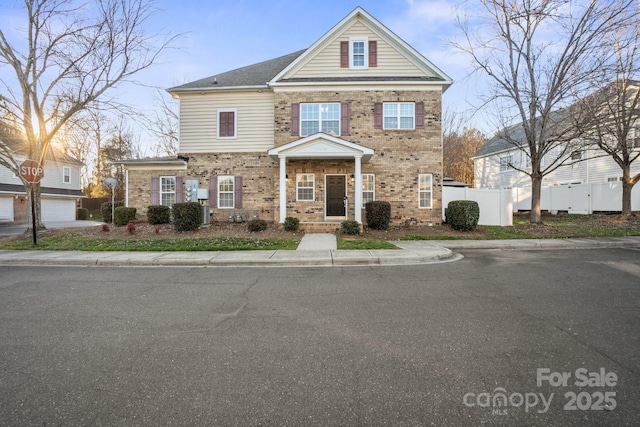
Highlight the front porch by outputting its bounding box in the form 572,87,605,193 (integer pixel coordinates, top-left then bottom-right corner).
268,133,374,224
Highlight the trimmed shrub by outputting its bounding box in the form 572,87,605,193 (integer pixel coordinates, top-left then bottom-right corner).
126,220,136,234
365,201,391,230
147,205,171,225
446,200,480,231
77,208,89,220
247,219,268,232
283,216,300,232
172,202,202,232
101,201,124,223
114,206,137,226
341,220,361,235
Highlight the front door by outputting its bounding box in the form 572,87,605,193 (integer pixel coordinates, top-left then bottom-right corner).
326,175,346,217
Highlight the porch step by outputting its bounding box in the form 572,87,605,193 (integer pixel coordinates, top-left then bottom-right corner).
300,222,342,233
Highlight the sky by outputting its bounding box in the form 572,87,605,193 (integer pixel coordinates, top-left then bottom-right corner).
1,0,488,152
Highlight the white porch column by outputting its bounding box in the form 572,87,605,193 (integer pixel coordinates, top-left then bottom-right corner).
354,155,362,223
279,156,287,223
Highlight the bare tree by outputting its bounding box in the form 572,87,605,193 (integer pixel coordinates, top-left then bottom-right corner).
0,0,174,229
455,0,639,223
574,11,640,215
442,110,487,185
145,89,178,156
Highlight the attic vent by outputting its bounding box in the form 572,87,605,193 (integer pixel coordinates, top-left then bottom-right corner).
213,78,218,85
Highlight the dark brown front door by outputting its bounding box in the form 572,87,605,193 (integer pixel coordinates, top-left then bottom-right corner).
326,175,346,217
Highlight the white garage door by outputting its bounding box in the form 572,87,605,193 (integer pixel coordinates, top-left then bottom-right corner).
42,198,76,222
0,196,14,222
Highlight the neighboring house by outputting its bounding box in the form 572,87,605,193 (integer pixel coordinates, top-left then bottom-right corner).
119,7,452,227
0,126,84,222
473,118,640,190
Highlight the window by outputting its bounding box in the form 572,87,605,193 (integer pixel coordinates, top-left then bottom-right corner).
570,150,582,161
349,37,368,68
362,174,375,204
296,174,315,201
62,166,71,184
217,109,236,138
300,103,340,136
218,175,235,208
383,102,415,129
160,176,176,207
500,155,514,172
606,176,623,182
419,174,433,209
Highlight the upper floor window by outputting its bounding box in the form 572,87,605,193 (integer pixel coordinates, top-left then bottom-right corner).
218,175,235,208
160,176,176,207
217,109,236,139
500,155,514,172
301,103,340,136
383,102,415,130
63,166,71,184
570,150,582,161
350,38,367,68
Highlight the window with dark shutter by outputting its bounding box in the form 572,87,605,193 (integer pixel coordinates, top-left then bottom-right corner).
151,177,159,205
218,111,235,138
341,102,350,136
209,176,218,207
374,103,383,129
340,41,349,68
234,176,243,209
416,102,425,129
369,40,377,67
291,103,300,136
175,176,184,203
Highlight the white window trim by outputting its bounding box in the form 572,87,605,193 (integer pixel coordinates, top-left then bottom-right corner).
362,173,375,204
217,108,237,140
218,175,235,209
605,175,623,183
160,176,176,208
418,174,433,209
62,166,71,184
349,37,369,69
296,173,315,201
499,155,514,173
300,103,341,137
382,102,415,130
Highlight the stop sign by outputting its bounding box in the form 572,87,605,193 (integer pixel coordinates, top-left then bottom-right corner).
19,159,44,183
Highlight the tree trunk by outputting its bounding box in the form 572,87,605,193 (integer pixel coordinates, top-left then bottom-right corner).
621,166,633,215
530,173,543,223
26,183,45,232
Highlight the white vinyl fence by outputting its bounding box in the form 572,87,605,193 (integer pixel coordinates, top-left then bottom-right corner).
512,183,640,214
442,187,513,226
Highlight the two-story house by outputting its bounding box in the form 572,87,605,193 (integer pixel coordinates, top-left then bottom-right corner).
120,7,452,227
0,126,84,222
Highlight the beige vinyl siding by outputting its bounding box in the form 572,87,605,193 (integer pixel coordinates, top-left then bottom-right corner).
179,91,275,153
288,21,425,80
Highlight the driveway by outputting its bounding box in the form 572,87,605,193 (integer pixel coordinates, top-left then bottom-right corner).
0,220,103,236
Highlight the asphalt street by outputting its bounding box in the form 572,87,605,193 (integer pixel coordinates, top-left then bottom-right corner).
0,248,639,426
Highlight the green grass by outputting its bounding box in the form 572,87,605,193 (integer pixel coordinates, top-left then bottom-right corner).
0,234,299,251
337,239,399,250
401,235,468,241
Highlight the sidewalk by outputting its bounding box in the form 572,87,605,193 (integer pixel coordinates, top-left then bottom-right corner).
0,236,638,268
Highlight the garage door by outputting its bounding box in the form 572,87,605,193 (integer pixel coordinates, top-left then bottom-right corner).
0,196,14,222
42,198,76,222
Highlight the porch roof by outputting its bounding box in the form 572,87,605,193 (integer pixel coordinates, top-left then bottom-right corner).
267,133,374,162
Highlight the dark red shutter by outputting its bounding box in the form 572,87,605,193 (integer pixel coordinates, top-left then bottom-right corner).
291,103,300,136
234,176,243,209
340,41,349,68
209,175,218,208
341,102,350,136
416,102,425,129
175,176,184,203
374,103,383,129
369,40,377,67
151,177,159,205
219,111,235,137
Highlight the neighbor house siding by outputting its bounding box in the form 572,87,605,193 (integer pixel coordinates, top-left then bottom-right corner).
179,91,275,153
287,21,424,79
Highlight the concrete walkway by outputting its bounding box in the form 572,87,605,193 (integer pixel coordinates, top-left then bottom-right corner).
297,233,337,251
0,236,638,268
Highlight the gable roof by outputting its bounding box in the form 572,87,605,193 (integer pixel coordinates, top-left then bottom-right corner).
271,6,452,88
169,7,452,94
0,125,84,166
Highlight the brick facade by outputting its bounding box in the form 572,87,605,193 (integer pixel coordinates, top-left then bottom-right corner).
127,89,443,225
